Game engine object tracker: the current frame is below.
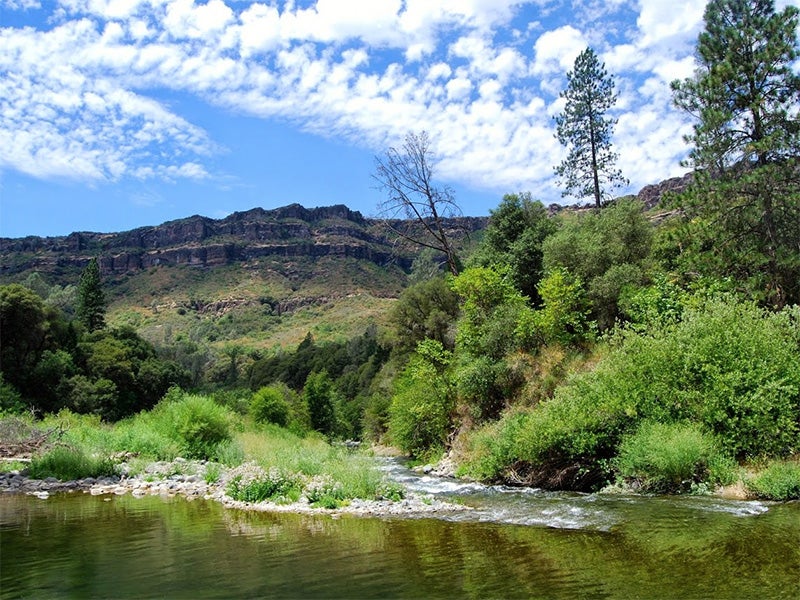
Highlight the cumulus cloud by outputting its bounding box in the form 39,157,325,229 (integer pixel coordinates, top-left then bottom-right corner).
0,0,731,200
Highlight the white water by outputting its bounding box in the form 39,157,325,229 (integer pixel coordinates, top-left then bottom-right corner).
379,457,769,531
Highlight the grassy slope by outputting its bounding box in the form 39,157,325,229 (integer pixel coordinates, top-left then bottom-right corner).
106,256,407,352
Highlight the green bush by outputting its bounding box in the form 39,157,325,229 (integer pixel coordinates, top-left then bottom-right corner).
0,373,25,414
747,460,800,501
455,355,509,421
542,197,653,329
534,267,593,346
459,298,800,487
388,341,454,459
28,446,116,481
112,417,180,460
250,385,291,427
304,474,346,507
614,421,732,493
155,394,233,460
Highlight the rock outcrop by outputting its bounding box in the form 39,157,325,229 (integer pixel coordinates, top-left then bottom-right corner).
0,203,487,279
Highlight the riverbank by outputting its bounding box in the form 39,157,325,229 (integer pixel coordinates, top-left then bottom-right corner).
0,457,470,517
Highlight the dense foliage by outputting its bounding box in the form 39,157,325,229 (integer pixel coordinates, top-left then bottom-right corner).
3,0,799,502
671,0,800,306
458,299,800,489
0,266,189,420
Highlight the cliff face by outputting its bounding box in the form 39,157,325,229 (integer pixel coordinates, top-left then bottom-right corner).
0,203,487,280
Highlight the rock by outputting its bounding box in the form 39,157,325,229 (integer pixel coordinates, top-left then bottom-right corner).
636,172,694,209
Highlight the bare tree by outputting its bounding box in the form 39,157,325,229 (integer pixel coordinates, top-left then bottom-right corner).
373,131,462,276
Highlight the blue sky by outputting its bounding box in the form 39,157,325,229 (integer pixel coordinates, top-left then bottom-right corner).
1,0,798,238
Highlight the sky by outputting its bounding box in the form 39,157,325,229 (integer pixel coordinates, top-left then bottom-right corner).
1,1,798,239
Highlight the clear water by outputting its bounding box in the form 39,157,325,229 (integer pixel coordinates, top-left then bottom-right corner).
2,460,799,599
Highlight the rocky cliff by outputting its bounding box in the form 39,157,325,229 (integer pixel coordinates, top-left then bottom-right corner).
0,204,487,281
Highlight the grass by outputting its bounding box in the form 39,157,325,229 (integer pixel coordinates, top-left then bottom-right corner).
614,421,736,493
233,424,403,506
28,446,117,480
746,459,800,501
3,405,402,505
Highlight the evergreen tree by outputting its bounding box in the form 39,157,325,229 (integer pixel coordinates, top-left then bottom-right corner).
77,257,106,331
554,47,627,209
671,0,800,306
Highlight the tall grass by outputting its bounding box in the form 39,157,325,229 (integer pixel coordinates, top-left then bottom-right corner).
28,446,117,480
614,421,735,493
235,424,401,504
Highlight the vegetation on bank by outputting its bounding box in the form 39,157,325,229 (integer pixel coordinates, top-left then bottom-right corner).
2,0,799,502
3,388,402,508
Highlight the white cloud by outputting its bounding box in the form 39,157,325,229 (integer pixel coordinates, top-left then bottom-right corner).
2,0,41,9
0,0,719,201
636,0,705,48
532,25,587,76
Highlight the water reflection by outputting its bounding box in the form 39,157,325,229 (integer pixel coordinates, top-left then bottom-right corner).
1,471,799,599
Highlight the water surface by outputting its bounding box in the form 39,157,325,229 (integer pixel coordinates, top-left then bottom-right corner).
2,462,798,599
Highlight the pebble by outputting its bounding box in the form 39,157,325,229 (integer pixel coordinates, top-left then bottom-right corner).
0,459,470,518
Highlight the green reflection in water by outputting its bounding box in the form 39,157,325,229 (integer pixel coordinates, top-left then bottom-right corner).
1,493,798,599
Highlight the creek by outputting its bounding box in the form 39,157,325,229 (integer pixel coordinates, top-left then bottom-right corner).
2,458,799,599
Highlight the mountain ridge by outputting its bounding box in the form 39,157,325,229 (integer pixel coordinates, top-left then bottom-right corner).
0,203,488,281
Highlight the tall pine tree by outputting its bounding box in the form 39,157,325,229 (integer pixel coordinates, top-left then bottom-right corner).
554,47,627,209
77,257,106,331
671,0,800,306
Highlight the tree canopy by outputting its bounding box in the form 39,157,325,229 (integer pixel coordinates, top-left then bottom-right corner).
671,0,800,306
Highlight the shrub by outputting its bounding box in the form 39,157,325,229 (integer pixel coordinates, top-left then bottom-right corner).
304,474,346,507
388,341,454,459
226,463,302,504
534,268,593,346
155,394,233,460
614,421,730,493
0,373,25,414
458,298,799,487
250,385,290,427
747,460,800,501
28,446,116,481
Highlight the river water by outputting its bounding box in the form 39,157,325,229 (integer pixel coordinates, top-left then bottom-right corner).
2,459,799,599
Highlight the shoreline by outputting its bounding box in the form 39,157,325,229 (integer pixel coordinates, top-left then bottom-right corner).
0,458,471,518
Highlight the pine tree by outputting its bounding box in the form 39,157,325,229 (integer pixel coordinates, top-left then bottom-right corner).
672,0,800,172
554,47,627,209
671,0,800,306
77,257,106,331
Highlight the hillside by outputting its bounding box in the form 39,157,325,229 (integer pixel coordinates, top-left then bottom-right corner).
0,203,487,350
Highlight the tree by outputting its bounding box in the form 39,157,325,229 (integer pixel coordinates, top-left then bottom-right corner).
671,0,800,306
374,131,462,275
554,48,628,209
387,276,460,353
0,284,49,393
303,371,338,437
471,193,556,303
542,198,652,330
77,258,106,331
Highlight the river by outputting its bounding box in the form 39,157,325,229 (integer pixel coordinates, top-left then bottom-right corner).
2,459,798,599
